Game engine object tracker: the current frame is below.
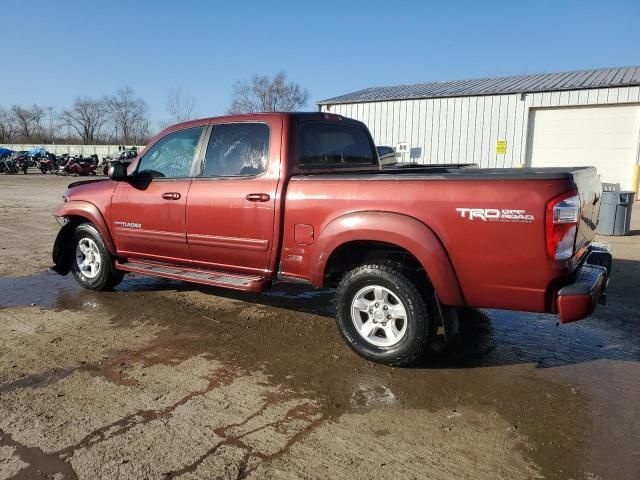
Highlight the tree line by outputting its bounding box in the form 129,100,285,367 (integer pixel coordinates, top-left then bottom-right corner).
0,87,151,145
0,72,308,145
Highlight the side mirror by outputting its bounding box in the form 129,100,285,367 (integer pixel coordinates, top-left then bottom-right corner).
108,162,128,181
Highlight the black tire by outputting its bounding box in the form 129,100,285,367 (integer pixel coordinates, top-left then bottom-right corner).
335,264,435,366
70,223,124,290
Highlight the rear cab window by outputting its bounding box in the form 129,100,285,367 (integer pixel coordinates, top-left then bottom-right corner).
298,122,377,169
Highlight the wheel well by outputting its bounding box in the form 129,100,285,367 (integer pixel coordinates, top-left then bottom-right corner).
323,241,427,288
51,216,87,275
64,215,87,227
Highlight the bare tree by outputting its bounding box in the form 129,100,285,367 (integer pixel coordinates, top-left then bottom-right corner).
60,97,107,144
228,71,309,114
165,87,196,124
40,107,61,143
11,104,46,142
133,116,151,145
0,107,17,143
105,87,150,144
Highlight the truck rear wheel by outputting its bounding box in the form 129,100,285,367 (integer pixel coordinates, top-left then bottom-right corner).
70,223,124,291
335,264,434,366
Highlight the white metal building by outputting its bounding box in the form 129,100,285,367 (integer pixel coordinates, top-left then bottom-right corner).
318,66,640,192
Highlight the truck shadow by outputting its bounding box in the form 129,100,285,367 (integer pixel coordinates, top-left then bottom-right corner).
422,307,639,369
109,256,640,370
2,261,638,371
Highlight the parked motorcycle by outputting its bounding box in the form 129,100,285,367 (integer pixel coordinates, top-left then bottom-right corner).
0,149,12,173
27,147,47,168
59,155,98,176
16,152,30,174
37,153,59,174
0,154,20,174
55,154,70,168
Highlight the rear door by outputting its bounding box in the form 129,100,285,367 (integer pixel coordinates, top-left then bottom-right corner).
110,126,205,263
185,120,281,275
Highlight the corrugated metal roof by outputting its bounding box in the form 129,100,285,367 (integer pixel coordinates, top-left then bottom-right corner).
318,66,640,105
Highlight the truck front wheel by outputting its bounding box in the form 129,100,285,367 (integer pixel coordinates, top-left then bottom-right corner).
335,264,434,366
70,223,124,290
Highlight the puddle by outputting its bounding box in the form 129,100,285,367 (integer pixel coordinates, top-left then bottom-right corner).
0,271,75,309
1,269,639,479
0,429,79,480
349,379,398,409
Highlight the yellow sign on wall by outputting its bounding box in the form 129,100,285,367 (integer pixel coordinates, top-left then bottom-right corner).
496,140,507,155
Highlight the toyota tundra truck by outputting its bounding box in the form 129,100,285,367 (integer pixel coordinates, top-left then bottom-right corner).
51,112,612,366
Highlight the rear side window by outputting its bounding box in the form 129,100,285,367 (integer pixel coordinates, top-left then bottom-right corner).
137,127,204,178
298,123,376,168
201,123,270,177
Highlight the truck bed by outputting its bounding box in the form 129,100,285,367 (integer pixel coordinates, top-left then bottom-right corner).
282,165,601,313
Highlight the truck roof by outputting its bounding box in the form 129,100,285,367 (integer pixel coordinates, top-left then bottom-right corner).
162,112,361,134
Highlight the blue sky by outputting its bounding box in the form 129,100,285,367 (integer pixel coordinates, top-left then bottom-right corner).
1,0,638,128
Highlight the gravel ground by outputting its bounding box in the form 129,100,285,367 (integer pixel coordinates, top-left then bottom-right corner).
0,172,638,480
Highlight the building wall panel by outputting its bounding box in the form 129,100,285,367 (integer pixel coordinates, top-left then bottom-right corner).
321,86,640,169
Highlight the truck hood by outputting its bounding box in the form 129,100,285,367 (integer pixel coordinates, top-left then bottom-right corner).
67,178,109,189
64,178,117,204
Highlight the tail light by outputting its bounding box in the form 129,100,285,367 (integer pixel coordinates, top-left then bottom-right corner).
546,192,580,260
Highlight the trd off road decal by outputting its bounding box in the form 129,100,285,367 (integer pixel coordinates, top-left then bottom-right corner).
456,208,535,223
114,221,142,229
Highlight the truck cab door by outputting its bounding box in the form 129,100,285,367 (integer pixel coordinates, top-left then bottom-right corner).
110,126,206,263
186,119,281,276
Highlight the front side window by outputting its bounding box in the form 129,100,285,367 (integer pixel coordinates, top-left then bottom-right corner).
137,127,204,178
201,123,269,177
299,123,376,168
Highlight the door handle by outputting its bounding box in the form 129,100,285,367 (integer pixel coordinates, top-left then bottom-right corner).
162,192,181,200
246,193,270,202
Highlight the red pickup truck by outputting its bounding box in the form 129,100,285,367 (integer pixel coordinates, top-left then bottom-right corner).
52,112,612,365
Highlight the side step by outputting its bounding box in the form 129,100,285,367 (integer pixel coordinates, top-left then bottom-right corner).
115,259,268,292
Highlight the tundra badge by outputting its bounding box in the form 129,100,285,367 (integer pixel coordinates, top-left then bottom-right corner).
114,221,142,229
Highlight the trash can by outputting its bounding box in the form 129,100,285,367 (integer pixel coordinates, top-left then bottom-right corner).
597,190,636,236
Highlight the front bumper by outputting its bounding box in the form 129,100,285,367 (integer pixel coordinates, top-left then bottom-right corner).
556,243,612,323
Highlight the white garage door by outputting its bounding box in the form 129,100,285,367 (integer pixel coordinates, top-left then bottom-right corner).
528,104,640,190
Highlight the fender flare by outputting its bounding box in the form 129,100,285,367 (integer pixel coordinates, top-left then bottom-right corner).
54,200,116,255
310,211,464,305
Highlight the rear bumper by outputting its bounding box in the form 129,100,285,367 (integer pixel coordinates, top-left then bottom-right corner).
556,244,612,323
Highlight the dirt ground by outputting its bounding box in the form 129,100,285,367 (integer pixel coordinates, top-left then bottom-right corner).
0,173,638,480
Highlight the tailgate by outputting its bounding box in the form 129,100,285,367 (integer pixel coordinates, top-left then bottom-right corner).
570,167,602,263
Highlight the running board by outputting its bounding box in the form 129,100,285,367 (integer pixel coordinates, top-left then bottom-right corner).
115,259,268,292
